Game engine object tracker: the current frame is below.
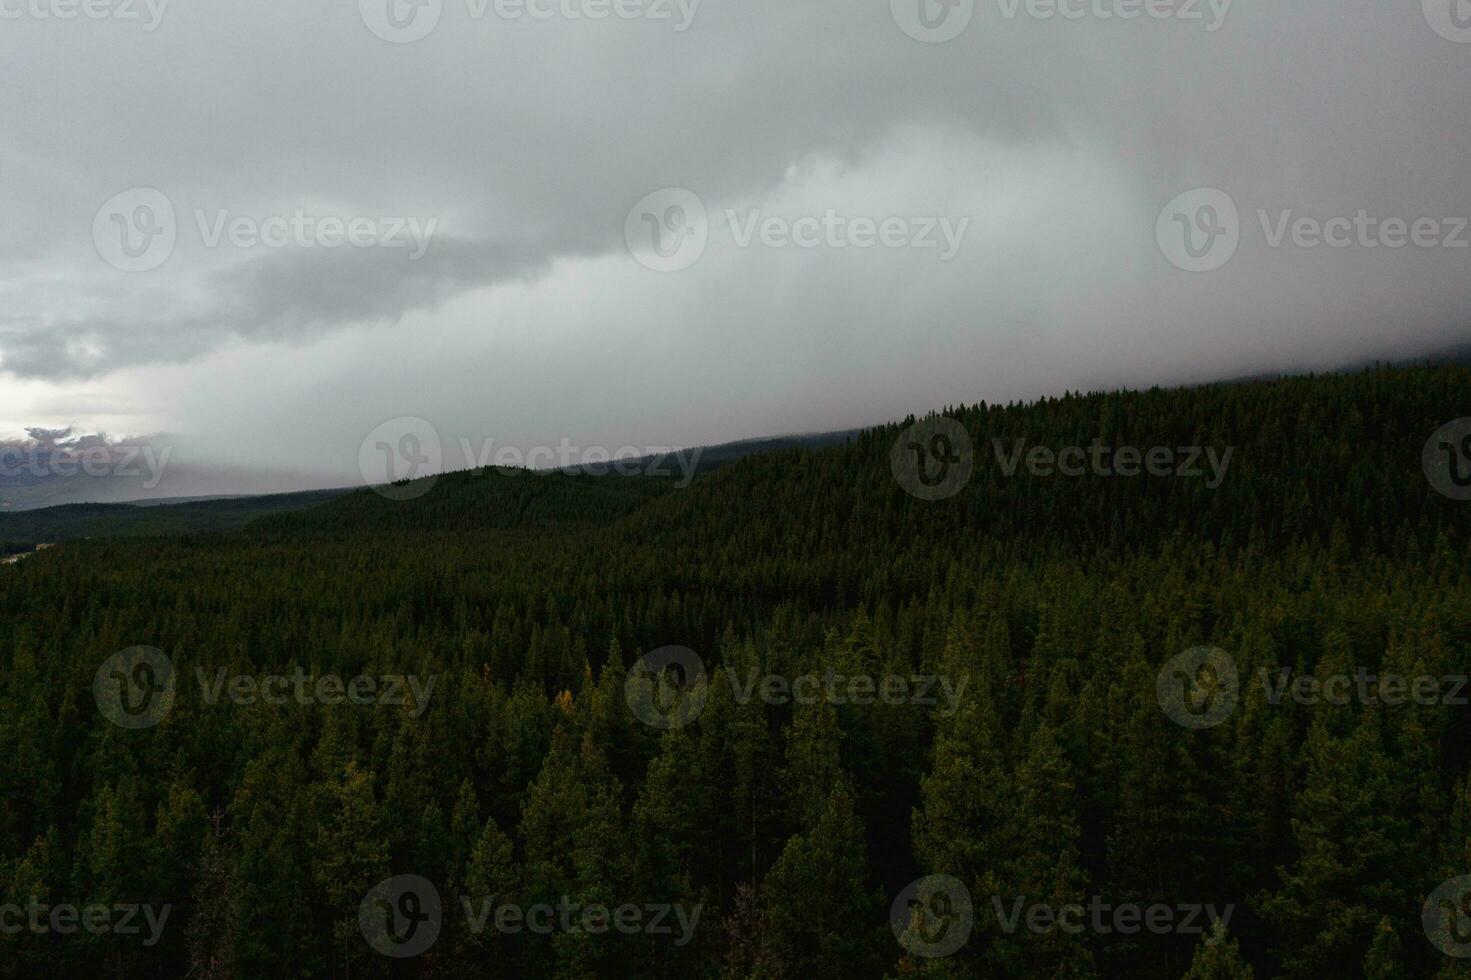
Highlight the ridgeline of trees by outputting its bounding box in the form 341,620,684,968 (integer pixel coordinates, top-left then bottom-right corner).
1,365,1469,977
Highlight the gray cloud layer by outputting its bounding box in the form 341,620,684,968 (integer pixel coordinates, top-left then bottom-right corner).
1,0,1469,484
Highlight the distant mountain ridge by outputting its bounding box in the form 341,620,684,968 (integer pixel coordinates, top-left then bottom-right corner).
3,352,1469,546
0,489,351,551
5,340,1468,514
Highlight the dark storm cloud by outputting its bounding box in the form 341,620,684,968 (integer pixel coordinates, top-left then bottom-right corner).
0,233,585,378
0,0,1468,475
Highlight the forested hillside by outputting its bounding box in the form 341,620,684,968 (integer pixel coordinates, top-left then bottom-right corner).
0,490,351,553
1,366,1469,978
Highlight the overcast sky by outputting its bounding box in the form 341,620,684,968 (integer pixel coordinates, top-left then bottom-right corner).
2,0,1469,492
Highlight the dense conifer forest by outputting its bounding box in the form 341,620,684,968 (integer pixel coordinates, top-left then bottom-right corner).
2,364,1470,978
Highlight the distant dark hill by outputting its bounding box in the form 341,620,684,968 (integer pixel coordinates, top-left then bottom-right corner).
0,431,861,548
252,467,675,536
248,431,867,540
0,488,350,551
